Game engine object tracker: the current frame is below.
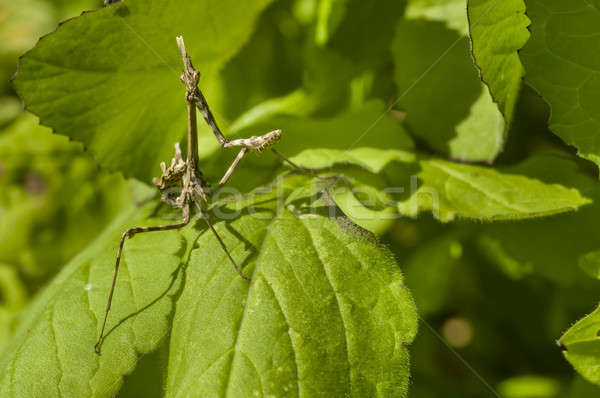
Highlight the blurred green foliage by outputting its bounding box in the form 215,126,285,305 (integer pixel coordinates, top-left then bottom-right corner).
0,115,129,279
1,0,600,396
0,0,126,351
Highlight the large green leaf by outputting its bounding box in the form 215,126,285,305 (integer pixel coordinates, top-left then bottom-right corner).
521,0,600,169
0,202,184,397
0,174,418,397
13,0,274,183
397,157,591,222
167,176,417,397
467,0,530,127
560,304,600,386
393,2,505,162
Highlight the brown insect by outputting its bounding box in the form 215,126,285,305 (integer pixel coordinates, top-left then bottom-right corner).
94,36,301,353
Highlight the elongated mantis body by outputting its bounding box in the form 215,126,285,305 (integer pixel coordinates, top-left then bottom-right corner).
94,36,299,353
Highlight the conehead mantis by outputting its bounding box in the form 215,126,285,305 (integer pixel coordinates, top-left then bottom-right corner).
94,36,302,353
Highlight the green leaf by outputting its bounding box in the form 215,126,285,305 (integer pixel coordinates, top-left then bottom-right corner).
167,175,417,397
467,0,530,127
0,203,184,397
474,155,600,284
393,5,505,162
13,0,275,183
282,147,590,234
560,304,600,387
0,174,417,397
521,0,600,169
397,157,591,222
